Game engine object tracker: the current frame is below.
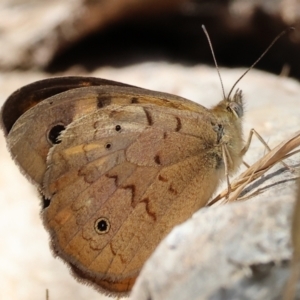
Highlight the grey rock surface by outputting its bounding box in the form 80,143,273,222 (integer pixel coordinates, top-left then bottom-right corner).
130,196,298,300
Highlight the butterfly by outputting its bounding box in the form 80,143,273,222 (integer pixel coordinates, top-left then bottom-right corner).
1,74,244,295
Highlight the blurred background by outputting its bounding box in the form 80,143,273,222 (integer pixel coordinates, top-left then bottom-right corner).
0,0,299,299
0,0,299,76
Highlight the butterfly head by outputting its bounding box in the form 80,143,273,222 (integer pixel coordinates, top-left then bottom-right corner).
211,89,244,123
210,88,245,174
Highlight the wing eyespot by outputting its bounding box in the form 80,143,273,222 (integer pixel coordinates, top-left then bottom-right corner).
115,125,121,132
105,143,112,149
95,217,110,234
47,124,66,145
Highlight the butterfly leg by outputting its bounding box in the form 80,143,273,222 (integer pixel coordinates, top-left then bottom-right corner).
241,128,293,172
221,143,232,197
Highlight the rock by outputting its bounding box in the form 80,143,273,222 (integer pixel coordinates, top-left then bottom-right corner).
130,195,298,300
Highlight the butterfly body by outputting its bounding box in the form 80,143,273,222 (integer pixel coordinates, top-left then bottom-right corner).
1,77,244,295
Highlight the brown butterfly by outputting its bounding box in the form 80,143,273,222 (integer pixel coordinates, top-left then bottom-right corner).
1,75,243,295
0,28,290,296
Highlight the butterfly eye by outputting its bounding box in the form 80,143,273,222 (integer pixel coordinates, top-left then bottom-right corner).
48,124,66,145
95,217,110,234
228,102,243,118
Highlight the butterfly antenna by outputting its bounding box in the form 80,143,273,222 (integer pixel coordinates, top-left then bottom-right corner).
202,25,226,99
227,27,295,99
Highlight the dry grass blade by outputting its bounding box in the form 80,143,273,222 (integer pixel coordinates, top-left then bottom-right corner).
283,178,300,300
209,131,300,206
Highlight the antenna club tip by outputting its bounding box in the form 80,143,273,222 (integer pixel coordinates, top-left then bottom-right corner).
202,25,209,36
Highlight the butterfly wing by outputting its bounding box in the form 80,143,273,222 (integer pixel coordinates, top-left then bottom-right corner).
0,76,136,136
2,83,212,186
42,101,224,295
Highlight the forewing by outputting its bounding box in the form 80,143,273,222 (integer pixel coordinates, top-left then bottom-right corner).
0,76,136,136
3,84,211,186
